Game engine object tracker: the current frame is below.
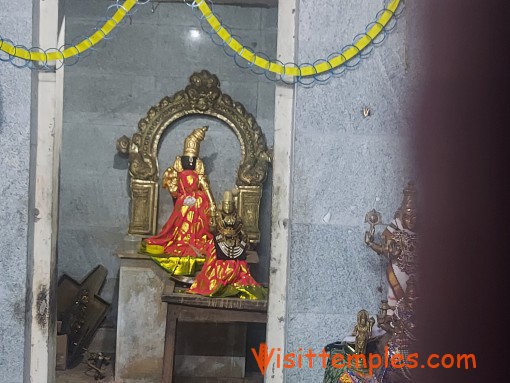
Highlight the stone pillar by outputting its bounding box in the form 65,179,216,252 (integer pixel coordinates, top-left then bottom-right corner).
24,1,62,381
0,0,63,381
0,1,32,381
265,0,298,382
115,250,168,383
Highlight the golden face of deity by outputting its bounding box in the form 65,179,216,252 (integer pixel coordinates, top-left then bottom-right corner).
357,309,369,326
401,208,417,231
222,200,234,214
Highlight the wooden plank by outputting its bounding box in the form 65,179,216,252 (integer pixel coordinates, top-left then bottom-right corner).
55,334,68,371
156,0,277,8
170,304,267,323
162,307,178,383
162,293,267,312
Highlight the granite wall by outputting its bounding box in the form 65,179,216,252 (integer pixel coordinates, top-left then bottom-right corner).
0,0,32,381
0,0,423,381
285,0,420,381
59,0,277,324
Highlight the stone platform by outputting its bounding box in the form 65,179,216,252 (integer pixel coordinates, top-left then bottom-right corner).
115,238,258,382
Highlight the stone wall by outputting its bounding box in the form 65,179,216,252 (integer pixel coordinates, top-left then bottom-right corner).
285,0,420,380
0,0,32,380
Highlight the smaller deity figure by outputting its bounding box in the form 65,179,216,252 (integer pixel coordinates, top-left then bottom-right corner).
365,182,418,309
188,190,266,300
376,299,394,334
352,309,375,355
141,126,216,276
212,190,249,261
323,309,379,383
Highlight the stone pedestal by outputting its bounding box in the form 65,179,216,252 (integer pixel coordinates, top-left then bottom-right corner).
115,236,257,382
115,240,168,383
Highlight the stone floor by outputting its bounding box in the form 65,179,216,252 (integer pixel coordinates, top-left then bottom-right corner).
56,357,115,383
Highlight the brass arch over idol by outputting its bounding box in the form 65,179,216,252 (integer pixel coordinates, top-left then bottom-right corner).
117,70,271,244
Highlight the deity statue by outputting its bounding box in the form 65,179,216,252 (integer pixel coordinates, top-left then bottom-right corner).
352,309,375,355
364,182,418,309
141,126,216,276
323,308,379,383
212,190,249,261
188,190,266,300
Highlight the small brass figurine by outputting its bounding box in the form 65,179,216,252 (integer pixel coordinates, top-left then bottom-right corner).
141,127,216,276
365,182,418,308
376,299,394,334
212,190,248,260
352,309,375,355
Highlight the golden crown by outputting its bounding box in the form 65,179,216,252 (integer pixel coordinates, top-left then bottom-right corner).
183,126,208,157
223,190,233,203
401,181,417,210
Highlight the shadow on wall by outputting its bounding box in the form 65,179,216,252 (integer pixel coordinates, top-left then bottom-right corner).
0,83,3,131
112,151,131,222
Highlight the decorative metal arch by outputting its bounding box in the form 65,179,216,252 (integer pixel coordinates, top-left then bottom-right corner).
117,70,271,243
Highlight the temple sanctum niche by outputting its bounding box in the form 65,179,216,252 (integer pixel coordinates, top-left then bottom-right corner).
3,0,497,383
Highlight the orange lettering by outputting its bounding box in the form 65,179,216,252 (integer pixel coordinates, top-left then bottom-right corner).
441,354,454,368
457,354,477,369
251,343,274,375
369,353,382,376
427,354,440,368
318,349,329,369
331,353,345,369
390,354,404,369
348,354,367,369
406,353,419,369
283,352,295,369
